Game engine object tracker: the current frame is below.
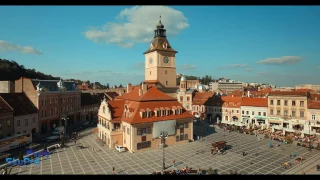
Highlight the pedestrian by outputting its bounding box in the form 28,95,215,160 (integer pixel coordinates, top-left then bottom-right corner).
290,153,292,158
92,146,95,151
74,139,77,145
173,159,176,167
112,167,115,174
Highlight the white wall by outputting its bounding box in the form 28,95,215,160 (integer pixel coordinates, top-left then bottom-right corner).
14,113,38,135
240,106,268,124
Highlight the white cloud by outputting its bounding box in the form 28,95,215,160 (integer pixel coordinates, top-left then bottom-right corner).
245,68,253,72
84,6,189,48
217,64,248,70
0,40,42,55
257,56,303,65
180,64,196,70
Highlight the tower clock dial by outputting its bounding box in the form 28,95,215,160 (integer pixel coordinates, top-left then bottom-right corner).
149,58,153,64
163,57,169,63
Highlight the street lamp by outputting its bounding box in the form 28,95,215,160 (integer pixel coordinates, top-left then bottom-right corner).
159,131,168,170
309,121,312,152
61,116,69,138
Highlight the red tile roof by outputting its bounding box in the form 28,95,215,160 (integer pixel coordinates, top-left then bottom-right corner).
108,85,193,125
221,96,242,108
192,92,215,105
107,99,125,121
268,91,308,96
0,96,13,114
0,93,37,116
241,97,268,107
308,101,320,109
310,94,320,101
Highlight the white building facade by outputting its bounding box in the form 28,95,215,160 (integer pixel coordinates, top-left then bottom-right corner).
14,113,38,135
240,106,268,125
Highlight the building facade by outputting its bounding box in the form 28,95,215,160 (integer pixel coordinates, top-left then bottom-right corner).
0,81,15,93
80,93,100,122
307,100,320,135
267,91,308,133
176,76,196,112
0,97,14,139
192,92,215,120
15,77,81,133
240,97,268,125
221,96,242,122
0,93,39,135
97,83,193,152
210,82,243,93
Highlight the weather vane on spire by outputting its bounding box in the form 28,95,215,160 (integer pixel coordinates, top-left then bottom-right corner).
160,15,161,21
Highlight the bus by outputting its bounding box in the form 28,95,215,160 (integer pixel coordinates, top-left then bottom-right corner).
0,134,32,153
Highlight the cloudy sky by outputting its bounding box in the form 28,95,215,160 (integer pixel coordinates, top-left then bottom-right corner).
1,6,320,86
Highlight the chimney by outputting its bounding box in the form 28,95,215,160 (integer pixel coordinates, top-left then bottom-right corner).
126,83,132,93
139,88,143,96
141,83,147,93
247,91,250,97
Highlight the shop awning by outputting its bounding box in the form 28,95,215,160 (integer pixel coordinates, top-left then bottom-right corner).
269,120,281,124
284,128,295,133
301,130,316,135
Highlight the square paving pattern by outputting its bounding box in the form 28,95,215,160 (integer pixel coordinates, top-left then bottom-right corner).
8,125,320,175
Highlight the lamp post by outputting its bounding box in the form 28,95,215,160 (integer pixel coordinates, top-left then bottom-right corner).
159,131,168,170
61,116,69,138
309,121,312,152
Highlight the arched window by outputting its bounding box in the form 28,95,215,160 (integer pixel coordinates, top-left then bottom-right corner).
165,70,167,75
103,106,105,113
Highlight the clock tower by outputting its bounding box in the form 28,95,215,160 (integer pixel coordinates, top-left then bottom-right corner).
144,16,178,89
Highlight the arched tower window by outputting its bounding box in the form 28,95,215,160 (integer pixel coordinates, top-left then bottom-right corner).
165,70,167,75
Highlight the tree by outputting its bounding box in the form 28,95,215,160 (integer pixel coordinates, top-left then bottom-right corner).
119,84,123,88
18,151,24,161
106,83,110,89
43,144,47,151
114,85,118,88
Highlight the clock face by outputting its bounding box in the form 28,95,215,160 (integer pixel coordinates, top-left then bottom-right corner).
149,58,153,64
163,57,169,64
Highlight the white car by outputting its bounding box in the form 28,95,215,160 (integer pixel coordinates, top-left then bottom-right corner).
115,146,126,152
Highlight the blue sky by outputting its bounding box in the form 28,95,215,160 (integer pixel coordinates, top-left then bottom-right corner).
1,6,320,87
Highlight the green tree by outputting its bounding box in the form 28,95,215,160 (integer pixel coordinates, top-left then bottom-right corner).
18,151,24,161
43,144,47,151
106,83,110,89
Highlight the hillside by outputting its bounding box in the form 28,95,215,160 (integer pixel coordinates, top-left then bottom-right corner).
0,58,61,81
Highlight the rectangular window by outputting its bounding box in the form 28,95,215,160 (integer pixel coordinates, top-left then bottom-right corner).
277,100,280,106
300,111,304,118
176,136,180,142
270,110,273,115
25,119,28,126
284,110,288,116
252,111,254,115
180,135,184,141
237,110,239,113
184,134,188,140
270,100,273,105
277,110,280,115
284,100,288,106
300,101,304,107
232,110,234,113
123,127,126,132
7,120,11,127
292,111,296,117
263,112,266,116
187,97,190,101
292,101,296,106
258,112,261,116
17,120,20,126
184,122,188,128
312,115,316,120
246,111,249,115
137,128,142,135
180,96,183,102
127,127,130,135
242,111,244,114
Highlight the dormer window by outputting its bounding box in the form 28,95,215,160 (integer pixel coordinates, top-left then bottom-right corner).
160,107,165,116
154,108,160,117
146,108,152,117
163,42,168,49
233,103,236,106
172,106,177,115
165,107,170,115
140,109,146,118
226,103,229,106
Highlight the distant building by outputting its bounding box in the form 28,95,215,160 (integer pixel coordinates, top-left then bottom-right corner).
296,84,320,93
0,93,39,136
240,97,268,126
307,100,320,135
176,76,196,112
15,77,81,133
0,81,15,93
80,93,100,122
186,80,200,89
192,91,215,120
209,82,243,93
0,96,14,139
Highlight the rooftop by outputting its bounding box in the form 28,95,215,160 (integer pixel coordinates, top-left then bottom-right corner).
241,97,268,107
0,96,13,114
0,93,37,116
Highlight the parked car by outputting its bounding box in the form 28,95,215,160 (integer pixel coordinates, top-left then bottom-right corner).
115,146,126,152
45,136,60,142
82,121,90,126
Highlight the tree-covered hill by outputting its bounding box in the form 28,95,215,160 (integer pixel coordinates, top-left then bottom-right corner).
0,58,61,81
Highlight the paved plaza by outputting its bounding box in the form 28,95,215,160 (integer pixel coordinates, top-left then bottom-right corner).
7,124,320,175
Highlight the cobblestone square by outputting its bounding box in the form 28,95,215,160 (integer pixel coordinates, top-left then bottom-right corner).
7,124,320,175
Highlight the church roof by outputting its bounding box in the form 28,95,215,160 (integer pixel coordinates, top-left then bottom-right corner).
144,37,177,54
